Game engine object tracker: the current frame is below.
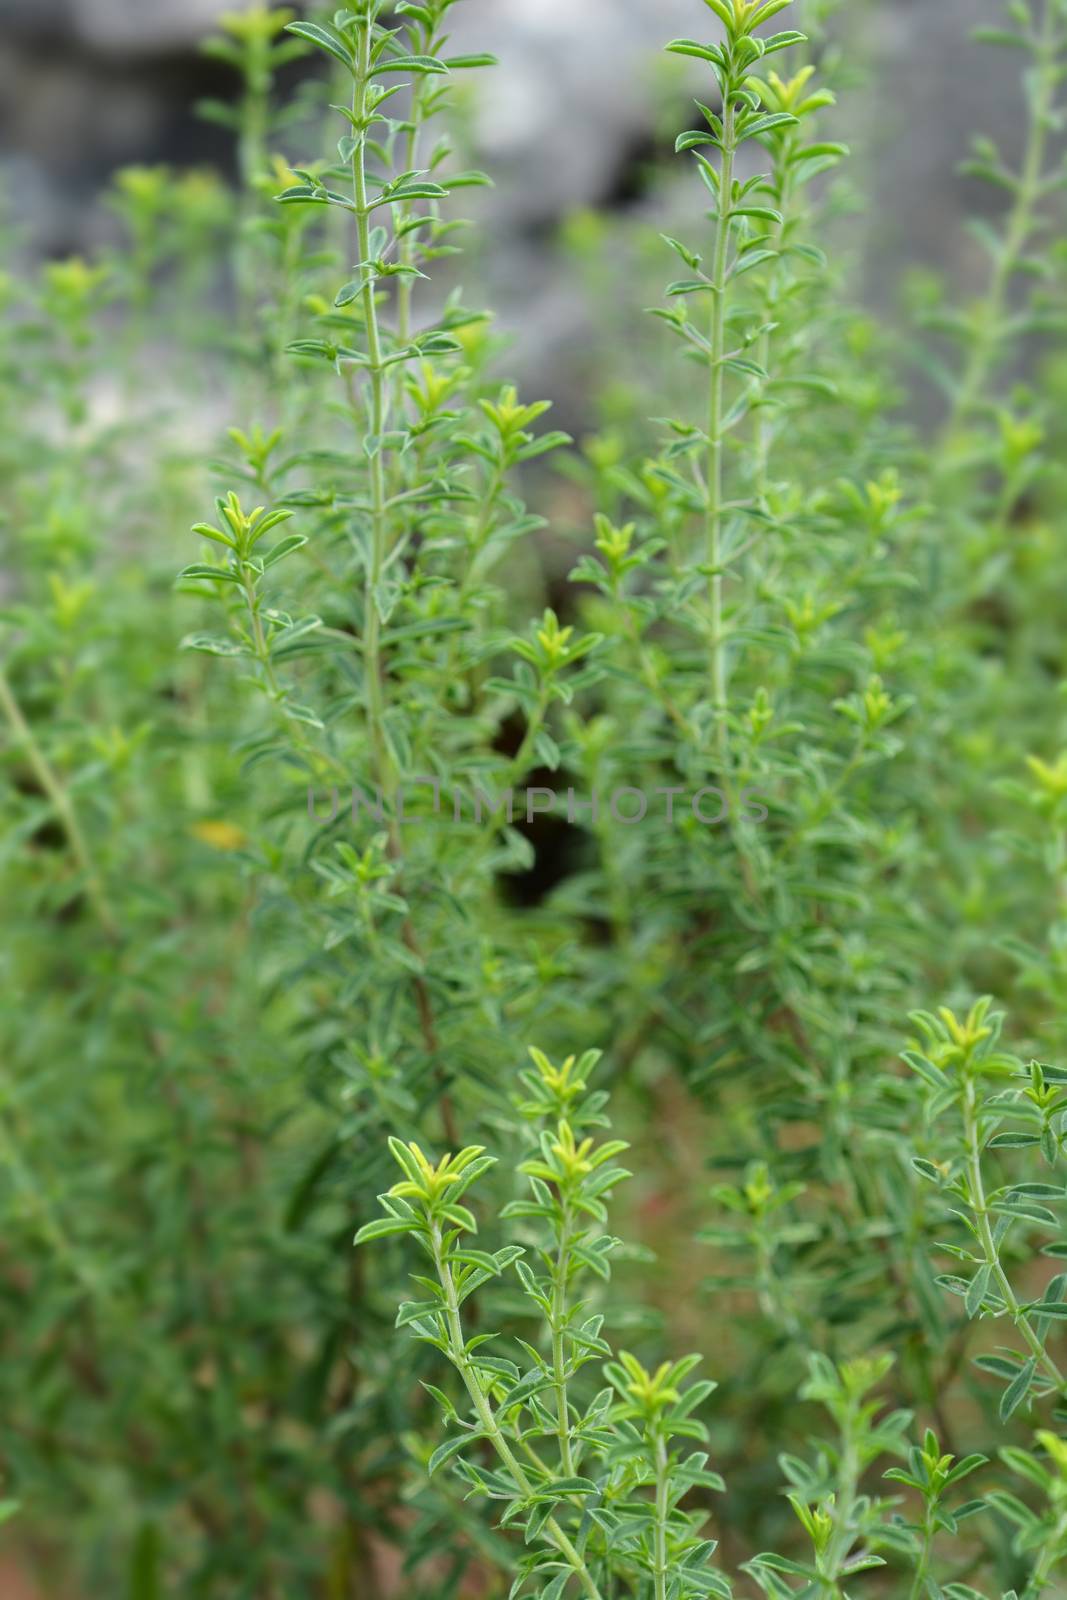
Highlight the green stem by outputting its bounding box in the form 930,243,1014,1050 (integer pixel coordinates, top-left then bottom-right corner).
393,9,432,497
551,1208,576,1479
1025,1508,1067,1597
462,459,507,597
945,0,1058,438
396,83,423,350
786,744,865,854
0,666,117,939
239,551,348,780
348,11,457,1149
508,693,549,787
241,569,282,701
707,97,737,769
591,790,632,949
907,1509,934,1600
822,1424,860,1597
754,141,796,495
653,1434,670,1600
963,1078,1066,1392
236,33,270,355
238,30,269,202
276,224,303,429
754,1225,806,1346
621,602,692,739
431,1228,604,1600
352,10,396,810
438,456,507,705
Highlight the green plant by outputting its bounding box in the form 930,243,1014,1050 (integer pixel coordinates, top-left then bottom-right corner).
358,1035,1067,1597
7,0,1067,1594
357,1046,731,1600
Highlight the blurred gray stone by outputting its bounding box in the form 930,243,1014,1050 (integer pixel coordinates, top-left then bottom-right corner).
0,0,1014,240
0,0,227,53
0,0,1029,403
441,0,1010,400
452,0,697,227
71,0,229,55
450,0,1007,266
863,0,1014,301
1,0,67,39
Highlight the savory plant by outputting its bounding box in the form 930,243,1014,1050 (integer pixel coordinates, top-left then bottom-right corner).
4,0,1067,1595
359,1028,1067,1597
350,0,1067,1594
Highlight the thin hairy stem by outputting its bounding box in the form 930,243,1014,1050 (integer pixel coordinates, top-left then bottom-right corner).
707,98,737,769
431,1226,604,1600
0,666,117,938
551,1207,576,1478
1025,1506,1067,1597
351,13,394,803
946,0,1059,436
653,1434,670,1600
348,9,457,1147
963,1078,1066,1392
821,1401,862,1598
907,1509,935,1600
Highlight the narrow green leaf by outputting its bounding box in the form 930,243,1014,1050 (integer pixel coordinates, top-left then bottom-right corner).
740,112,799,141
428,1432,481,1474
443,53,499,68
731,205,783,223
285,20,354,70
374,54,450,76
1000,1357,1037,1422
261,535,308,571
176,564,243,585
677,131,717,153
666,39,723,65
354,1217,411,1245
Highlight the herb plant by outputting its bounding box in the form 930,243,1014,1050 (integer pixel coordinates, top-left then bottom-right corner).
4,0,1067,1596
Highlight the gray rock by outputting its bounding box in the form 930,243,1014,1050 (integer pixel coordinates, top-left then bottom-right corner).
862,0,1015,302
450,0,1008,268
0,0,1031,406
442,0,1012,401
450,0,696,227
71,0,230,55
1,0,229,53
1,0,68,41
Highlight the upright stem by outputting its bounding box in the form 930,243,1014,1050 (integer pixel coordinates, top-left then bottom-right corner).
907,1509,935,1600
352,14,395,809
1025,1506,1067,1597
707,99,737,770
507,693,549,788
754,147,795,495
754,1225,806,1346
349,8,457,1149
396,89,423,350
822,1422,860,1597
239,46,269,198
551,1208,576,1478
237,33,269,347
393,11,431,495
963,1078,1066,1391
431,1228,604,1600
0,666,117,939
652,1434,670,1600
945,0,1058,437
241,568,282,701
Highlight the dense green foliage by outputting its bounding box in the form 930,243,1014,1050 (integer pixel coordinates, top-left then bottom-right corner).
5,0,1067,1594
